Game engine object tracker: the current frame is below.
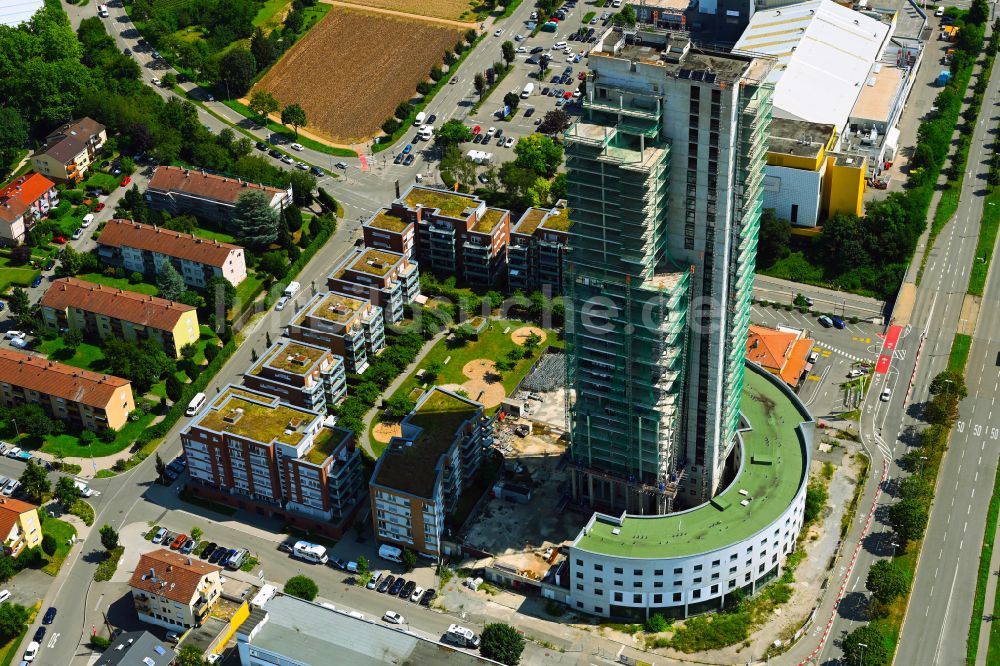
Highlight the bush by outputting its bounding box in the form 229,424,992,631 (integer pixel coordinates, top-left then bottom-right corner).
93,546,123,581
644,613,671,633
41,534,57,556
417,81,433,95
317,188,339,214
70,499,95,526
90,635,111,651
382,117,401,135
284,575,318,601
479,623,525,666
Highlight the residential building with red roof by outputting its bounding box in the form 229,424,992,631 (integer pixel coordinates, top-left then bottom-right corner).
31,117,107,183
745,324,815,388
144,166,291,224
0,348,135,431
0,172,58,245
97,219,247,288
40,278,201,358
0,497,41,557
129,548,223,631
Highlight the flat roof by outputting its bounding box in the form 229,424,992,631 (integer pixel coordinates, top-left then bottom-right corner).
573,366,810,558
349,249,403,277
251,338,329,376
851,64,904,123
373,388,481,499
473,208,506,233
734,0,890,127
367,209,410,233
300,292,367,325
193,385,320,447
253,594,492,665
768,118,836,159
403,186,480,219
304,426,352,465
514,208,547,236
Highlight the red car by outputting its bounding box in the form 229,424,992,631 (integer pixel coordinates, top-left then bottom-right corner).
95,202,105,212
52,236,67,244
578,72,586,80
121,176,131,186
563,91,573,99
170,533,188,550
472,125,481,134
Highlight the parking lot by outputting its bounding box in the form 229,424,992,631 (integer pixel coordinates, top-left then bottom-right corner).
750,302,886,420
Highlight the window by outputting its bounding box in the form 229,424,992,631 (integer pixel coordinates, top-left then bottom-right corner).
633,569,643,576
633,582,642,589
693,564,703,572
729,566,737,574
711,573,720,580
654,594,663,604
654,582,663,589
759,564,765,573
594,564,603,572
673,568,682,575
595,606,604,613
693,590,701,599
614,580,623,587
711,584,719,594
576,601,584,608
633,594,642,603
730,553,738,561
693,577,702,584
577,584,584,591
745,572,752,582
576,559,583,566
674,581,682,587
673,592,682,602
595,589,604,596
712,560,720,567
614,592,623,602
594,577,603,583
614,567,623,574
654,569,664,576
728,580,736,589
576,572,583,579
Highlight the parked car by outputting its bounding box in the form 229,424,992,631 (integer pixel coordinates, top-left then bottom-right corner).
388,577,406,596
281,155,294,165
170,534,188,550
152,528,167,544
32,626,45,643
71,228,84,241
290,143,304,151
52,236,66,244
831,316,846,329
394,153,405,163
121,176,131,186
472,134,483,144
275,296,290,311
404,154,415,166
5,331,25,340
22,641,38,662
410,586,425,603
817,315,833,328
30,275,42,288
377,574,395,593
400,580,416,599
268,148,282,158
202,542,217,558
42,607,56,625
402,144,412,155
277,542,294,554
382,611,405,625
419,588,436,606
295,161,309,170
208,546,228,564
3,480,19,496
331,557,348,571
256,142,269,151
427,114,437,124
180,539,196,555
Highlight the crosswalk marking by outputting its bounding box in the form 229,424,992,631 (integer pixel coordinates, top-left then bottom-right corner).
814,340,869,363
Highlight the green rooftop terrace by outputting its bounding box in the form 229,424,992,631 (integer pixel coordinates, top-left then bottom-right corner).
253,340,327,376
574,366,811,558
368,209,410,233
473,208,507,233
515,208,548,236
197,390,317,447
404,187,478,219
302,292,366,324
373,388,480,499
349,249,401,277
541,207,572,232
304,426,347,465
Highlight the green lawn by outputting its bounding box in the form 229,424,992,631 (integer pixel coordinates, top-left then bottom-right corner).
0,606,36,666
254,0,290,28
82,171,121,193
970,460,1000,664
759,251,826,285
191,226,237,244
0,259,39,293
969,193,1000,296
75,272,160,296
41,515,78,576
35,338,106,372
233,273,267,314
39,410,157,458
949,333,972,374
583,11,595,22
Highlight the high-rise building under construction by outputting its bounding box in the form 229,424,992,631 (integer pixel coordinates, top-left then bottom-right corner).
565,28,773,514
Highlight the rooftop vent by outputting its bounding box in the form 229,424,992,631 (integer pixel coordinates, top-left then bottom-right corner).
287,417,304,431
611,528,621,535
222,407,244,424
288,354,309,367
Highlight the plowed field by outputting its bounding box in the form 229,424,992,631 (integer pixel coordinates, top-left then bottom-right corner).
254,6,465,143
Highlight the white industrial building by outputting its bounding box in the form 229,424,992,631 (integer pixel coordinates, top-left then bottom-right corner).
0,0,43,26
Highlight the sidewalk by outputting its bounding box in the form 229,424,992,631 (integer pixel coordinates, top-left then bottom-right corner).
977,499,1000,663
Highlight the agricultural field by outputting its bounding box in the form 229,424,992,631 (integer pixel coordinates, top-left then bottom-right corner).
253,6,465,142
335,0,478,22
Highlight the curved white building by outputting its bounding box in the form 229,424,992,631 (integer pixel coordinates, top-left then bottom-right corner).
567,365,813,620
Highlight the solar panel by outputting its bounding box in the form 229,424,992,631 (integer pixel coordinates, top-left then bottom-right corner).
704,72,717,83
678,68,691,79
154,646,166,655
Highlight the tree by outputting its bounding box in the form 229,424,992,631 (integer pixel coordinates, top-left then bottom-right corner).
865,559,910,606
888,497,928,545
19,461,50,503
155,454,167,482
232,190,279,247
166,373,184,402
386,394,416,418
207,276,236,312
250,28,276,70
356,555,369,577
54,475,82,508
284,575,318,601
8,287,30,320
0,557,15,584
612,3,637,26
289,170,317,206
284,7,305,33
503,91,520,112
479,623,525,666
501,40,515,65
537,109,570,135
259,251,288,280
281,103,307,139
156,261,185,301
0,602,29,642
11,404,54,438
928,370,967,400
474,73,487,99
0,107,28,170
435,119,473,145
218,48,257,97
803,481,828,525
969,0,990,25
191,527,203,542
514,134,563,177
41,533,56,557
176,645,207,666
63,328,84,350
757,209,791,269
99,524,119,551
402,548,417,572
248,89,280,124
842,625,889,666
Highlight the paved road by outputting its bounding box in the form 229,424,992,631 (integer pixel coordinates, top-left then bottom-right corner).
802,26,1000,666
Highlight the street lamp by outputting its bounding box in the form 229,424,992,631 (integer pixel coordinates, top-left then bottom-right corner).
11,419,18,439
858,641,868,666
918,455,928,476
891,541,899,560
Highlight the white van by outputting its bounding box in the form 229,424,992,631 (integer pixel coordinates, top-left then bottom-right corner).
97,4,109,17
554,41,567,50
81,213,94,228
418,125,434,141
379,543,403,563
521,82,534,98
186,392,207,417
292,540,328,564
367,570,384,589
284,281,300,297
413,111,427,126
445,624,481,648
